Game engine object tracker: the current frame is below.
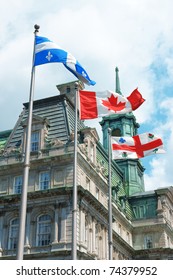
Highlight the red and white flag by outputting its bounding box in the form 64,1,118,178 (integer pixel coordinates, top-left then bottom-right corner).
78,88,145,120
111,133,165,159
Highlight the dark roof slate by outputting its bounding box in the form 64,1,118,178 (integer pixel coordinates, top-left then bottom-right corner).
5,94,85,148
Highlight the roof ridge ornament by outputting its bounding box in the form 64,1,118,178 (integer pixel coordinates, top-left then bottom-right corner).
115,67,122,95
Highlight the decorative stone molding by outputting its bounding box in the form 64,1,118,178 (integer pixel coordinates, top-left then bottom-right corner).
1,145,22,157
46,138,64,148
79,143,87,155
157,196,164,217
69,132,75,142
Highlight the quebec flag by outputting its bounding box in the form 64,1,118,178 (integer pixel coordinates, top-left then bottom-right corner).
34,36,96,86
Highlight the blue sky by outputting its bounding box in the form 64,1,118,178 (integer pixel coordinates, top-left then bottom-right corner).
0,0,173,191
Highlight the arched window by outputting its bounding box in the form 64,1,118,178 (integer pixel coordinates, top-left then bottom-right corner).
36,214,51,246
112,128,121,137
8,218,19,250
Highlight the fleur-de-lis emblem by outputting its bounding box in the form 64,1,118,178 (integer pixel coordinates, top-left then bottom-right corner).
82,71,87,78
46,51,53,62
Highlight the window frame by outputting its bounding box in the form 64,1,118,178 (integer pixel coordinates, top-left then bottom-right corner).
13,175,23,194
8,218,19,250
36,214,51,247
39,171,50,190
31,131,40,152
144,235,153,249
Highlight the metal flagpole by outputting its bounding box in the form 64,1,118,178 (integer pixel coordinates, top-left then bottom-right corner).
71,82,78,260
108,128,113,260
17,24,40,260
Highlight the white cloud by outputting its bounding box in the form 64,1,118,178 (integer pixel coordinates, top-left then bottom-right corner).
143,97,173,190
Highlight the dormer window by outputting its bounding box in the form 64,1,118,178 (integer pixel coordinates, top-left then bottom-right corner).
31,131,40,152
81,128,99,166
21,115,50,154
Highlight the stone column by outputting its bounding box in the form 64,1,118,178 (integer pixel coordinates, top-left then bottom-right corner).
102,226,106,260
79,207,85,245
92,218,96,254
60,207,66,242
88,215,92,253
52,205,59,244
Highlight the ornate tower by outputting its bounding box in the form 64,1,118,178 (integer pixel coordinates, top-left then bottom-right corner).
100,67,145,196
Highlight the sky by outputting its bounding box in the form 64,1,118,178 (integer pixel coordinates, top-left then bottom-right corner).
0,0,173,191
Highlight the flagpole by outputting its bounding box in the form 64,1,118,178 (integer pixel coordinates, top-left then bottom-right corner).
17,24,40,260
72,82,78,260
108,128,113,260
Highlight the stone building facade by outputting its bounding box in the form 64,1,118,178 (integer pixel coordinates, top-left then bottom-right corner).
0,79,173,260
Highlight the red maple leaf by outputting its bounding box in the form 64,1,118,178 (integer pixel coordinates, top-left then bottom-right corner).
102,94,126,111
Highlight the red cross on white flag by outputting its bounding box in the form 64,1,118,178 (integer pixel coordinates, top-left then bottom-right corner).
111,133,165,159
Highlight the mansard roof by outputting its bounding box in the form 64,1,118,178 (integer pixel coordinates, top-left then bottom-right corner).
4,93,86,149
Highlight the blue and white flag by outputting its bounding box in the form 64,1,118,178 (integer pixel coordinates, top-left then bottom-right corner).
34,36,96,86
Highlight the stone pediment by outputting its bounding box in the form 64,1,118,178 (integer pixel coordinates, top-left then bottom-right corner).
156,186,173,202
81,127,100,143
21,114,50,127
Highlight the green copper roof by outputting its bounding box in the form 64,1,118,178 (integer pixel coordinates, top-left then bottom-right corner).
0,130,12,149
115,67,122,95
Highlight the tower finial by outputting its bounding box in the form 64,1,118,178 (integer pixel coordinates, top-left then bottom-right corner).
115,67,122,95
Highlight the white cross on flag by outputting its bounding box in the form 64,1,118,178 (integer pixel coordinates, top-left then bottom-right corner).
111,133,165,159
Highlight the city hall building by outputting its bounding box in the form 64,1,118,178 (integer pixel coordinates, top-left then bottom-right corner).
0,72,173,260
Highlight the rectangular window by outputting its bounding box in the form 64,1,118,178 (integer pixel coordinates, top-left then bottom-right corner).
37,215,51,246
8,218,19,250
31,131,40,152
144,235,153,249
139,205,146,218
13,176,22,194
132,206,138,218
0,178,8,194
130,166,137,181
39,172,50,190
147,204,155,217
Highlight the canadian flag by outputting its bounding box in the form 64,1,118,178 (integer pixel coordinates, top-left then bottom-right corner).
78,88,145,120
111,133,165,159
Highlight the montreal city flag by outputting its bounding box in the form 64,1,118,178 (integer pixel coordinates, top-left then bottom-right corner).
111,133,166,159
